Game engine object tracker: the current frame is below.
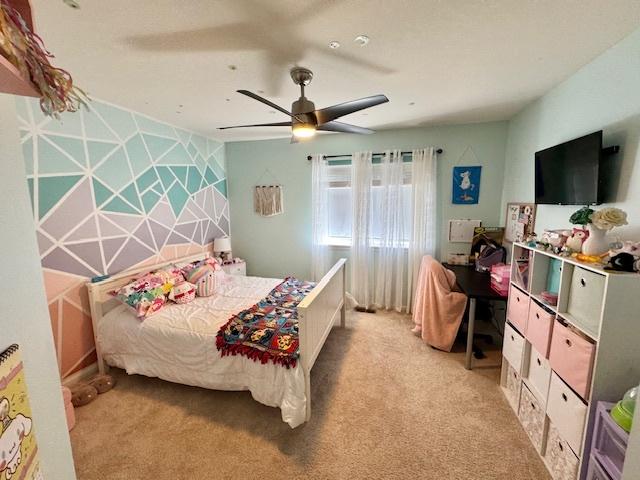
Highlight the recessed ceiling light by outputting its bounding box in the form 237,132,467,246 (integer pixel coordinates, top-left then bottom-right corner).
354,35,370,46
328,41,341,49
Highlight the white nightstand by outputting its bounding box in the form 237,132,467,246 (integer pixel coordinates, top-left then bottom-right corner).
222,261,246,276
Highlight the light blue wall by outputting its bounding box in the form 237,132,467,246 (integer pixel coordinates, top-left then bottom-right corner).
499,29,640,480
501,27,640,239
226,122,508,279
0,94,76,479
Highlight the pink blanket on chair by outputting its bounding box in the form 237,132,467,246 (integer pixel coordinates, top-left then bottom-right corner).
412,256,468,352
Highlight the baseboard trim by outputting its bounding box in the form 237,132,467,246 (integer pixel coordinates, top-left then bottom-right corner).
62,362,97,386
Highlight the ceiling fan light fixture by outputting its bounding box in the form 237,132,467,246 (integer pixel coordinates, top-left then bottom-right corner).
292,123,316,138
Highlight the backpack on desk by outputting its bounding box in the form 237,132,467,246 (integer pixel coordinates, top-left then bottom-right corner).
475,241,506,273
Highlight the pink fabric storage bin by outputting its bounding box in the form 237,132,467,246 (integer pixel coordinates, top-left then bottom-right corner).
490,263,510,296
549,320,595,400
65,401,76,431
507,284,529,335
61,386,75,431
525,300,554,358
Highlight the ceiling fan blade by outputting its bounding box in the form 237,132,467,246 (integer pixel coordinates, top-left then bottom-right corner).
218,121,292,130
317,121,375,135
315,95,389,125
237,90,296,118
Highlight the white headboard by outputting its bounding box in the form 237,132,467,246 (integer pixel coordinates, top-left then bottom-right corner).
86,252,209,373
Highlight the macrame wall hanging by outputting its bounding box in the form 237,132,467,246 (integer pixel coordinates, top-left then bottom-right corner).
254,185,283,217
253,168,284,217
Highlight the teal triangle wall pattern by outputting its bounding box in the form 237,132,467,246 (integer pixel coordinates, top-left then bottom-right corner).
16,97,229,278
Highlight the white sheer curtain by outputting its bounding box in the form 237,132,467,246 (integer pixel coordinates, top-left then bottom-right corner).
310,154,329,281
350,151,373,307
407,147,437,312
373,150,406,311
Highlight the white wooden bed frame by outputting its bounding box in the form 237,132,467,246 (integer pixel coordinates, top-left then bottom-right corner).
87,254,347,423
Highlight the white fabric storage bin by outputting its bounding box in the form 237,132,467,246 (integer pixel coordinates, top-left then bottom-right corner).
545,422,580,480
526,345,552,404
503,321,526,373
547,372,588,455
518,383,547,453
566,267,605,338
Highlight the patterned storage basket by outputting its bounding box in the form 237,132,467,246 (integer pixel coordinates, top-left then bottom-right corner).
518,384,546,453
545,423,579,480
505,362,521,409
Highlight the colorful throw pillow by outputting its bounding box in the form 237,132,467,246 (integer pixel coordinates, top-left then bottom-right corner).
185,264,217,297
115,272,172,319
168,281,196,304
154,265,185,285
180,256,222,275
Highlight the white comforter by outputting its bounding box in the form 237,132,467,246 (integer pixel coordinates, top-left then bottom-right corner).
98,275,306,428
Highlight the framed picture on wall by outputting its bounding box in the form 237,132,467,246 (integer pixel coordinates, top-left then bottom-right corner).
452,166,481,204
504,202,536,243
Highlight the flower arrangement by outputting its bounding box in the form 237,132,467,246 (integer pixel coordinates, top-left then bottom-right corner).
591,208,628,231
568,206,629,257
569,206,628,230
569,206,594,226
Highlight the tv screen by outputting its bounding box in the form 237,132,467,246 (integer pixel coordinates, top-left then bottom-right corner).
534,131,603,205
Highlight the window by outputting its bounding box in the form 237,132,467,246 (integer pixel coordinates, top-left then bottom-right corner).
325,162,413,247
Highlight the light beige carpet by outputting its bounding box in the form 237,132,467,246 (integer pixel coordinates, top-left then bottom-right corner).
70,311,549,480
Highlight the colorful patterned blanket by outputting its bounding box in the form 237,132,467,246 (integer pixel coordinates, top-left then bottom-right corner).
216,277,316,368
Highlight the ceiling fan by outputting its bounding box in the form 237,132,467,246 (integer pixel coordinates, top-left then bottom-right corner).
219,67,389,140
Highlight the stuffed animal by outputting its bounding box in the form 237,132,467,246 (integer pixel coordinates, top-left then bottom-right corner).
541,229,570,248
70,383,98,407
609,240,640,257
168,280,196,304
186,265,217,297
87,374,116,394
605,241,640,272
565,228,589,252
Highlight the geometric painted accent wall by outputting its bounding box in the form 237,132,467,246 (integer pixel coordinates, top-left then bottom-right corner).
15,97,229,378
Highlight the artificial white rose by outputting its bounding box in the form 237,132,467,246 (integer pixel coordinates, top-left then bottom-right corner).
591,207,628,230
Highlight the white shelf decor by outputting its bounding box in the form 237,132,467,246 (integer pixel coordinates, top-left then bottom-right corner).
499,243,640,480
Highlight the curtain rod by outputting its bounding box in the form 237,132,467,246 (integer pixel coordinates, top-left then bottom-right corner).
306,148,443,161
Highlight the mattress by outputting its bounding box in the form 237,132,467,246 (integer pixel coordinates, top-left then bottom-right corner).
98,275,306,428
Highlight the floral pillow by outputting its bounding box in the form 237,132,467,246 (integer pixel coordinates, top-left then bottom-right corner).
154,265,185,285
115,267,183,319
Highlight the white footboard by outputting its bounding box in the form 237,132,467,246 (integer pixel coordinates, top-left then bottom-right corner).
297,258,347,422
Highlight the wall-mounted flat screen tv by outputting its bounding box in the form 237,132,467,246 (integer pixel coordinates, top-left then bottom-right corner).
534,131,604,205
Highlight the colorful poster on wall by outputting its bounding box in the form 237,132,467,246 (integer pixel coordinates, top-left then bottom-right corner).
0,345,43,480
452,166,481,204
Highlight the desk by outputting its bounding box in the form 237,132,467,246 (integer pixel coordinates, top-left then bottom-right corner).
443,264,507,370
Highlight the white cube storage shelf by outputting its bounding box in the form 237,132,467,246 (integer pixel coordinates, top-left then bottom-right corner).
500,243,640,480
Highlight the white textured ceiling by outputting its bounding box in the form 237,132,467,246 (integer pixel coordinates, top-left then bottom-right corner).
33,0,640,141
